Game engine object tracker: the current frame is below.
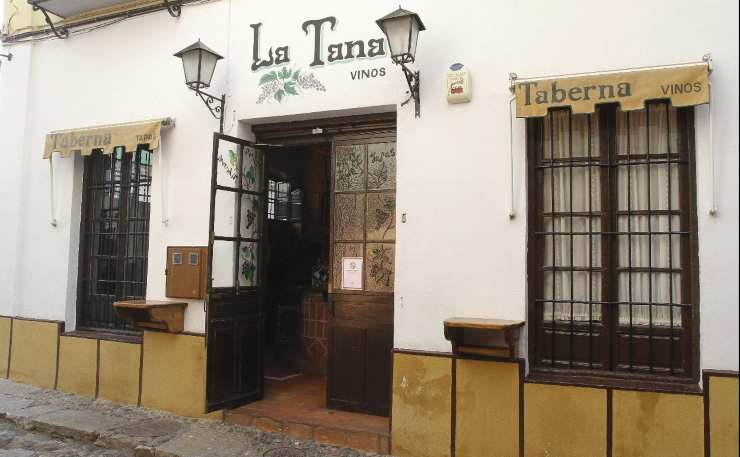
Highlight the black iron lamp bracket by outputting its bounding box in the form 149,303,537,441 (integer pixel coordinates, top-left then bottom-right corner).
164,0,182,17
28,1,69,39
191,88,226,133
397,61,421,118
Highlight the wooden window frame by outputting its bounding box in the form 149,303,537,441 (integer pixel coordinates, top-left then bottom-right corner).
76,146,152,333
526,103,701,392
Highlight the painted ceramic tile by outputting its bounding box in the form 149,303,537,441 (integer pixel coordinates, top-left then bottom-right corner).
334,193,365,241
333,243,363,290
240,194,261,239
367,142,396,190
334,144,366,192
216,141,241,187
366,192,395,241
366,243,395,292
242,147,262,192
238,242,259,287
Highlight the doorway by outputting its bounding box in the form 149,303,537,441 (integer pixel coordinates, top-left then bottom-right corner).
213,113,396,451
262,144,331,384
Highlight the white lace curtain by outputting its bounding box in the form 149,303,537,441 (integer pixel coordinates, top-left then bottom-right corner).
543,104,682,327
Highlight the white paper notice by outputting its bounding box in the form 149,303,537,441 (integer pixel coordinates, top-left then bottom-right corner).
341,257,363,290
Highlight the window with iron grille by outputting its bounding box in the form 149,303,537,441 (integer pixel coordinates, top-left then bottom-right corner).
77,147,152,331
267,178,302,222
527,102,699,384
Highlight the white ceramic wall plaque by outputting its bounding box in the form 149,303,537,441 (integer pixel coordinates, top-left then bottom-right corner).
446,63,471,104
341,256,363,290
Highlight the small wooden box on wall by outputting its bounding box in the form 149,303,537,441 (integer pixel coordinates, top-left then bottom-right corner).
165,246,208,299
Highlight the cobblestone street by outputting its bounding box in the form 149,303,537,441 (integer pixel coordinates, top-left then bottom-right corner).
0,421,134,456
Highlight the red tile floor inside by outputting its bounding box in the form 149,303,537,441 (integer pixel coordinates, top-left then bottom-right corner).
228,374,389,436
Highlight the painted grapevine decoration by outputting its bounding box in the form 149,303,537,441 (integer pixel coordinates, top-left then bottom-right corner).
334,193,365,241
241,195,260,239
367,143,396,190
257,67,326,104
216,147,261,191
239,243,258,287
367,193,395,241
241,147,261,191
334,145,366,191
367,243,394,292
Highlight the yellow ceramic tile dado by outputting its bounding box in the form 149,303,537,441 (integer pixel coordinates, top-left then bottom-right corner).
708,376,739,457
0,317,11,377
57,336,98,397
612,390,703,457
391,353,452,457
524,383,607,457
141,331,209,417
456,360,519,457
98,340,141,405
9,319,59,389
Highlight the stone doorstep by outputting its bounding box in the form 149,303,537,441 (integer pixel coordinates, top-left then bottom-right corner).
226,412,389,454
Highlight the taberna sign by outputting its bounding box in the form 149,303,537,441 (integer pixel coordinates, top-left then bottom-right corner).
513,62,710,118
250,17,387,71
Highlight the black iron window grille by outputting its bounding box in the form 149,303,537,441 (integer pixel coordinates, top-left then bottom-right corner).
527,102,698,382
267,179,302,222
77,146,152,331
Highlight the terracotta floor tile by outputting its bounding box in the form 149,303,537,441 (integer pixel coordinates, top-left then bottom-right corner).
228,375,389,437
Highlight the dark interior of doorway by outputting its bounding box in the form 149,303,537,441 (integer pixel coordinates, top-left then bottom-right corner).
264,144,331,383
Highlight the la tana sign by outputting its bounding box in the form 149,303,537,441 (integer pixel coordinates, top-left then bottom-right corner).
250,16,389,103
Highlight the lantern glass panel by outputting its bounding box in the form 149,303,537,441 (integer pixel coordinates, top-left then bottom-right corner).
181,49,202,88
383,16,412,59
198,51,219,88
408,17,420,60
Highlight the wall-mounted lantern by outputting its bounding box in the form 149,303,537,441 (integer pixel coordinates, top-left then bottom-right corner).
174,40,226,133
376,6,425,118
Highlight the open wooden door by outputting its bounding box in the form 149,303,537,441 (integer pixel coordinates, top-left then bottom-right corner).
327,133,396,416
206,133,267,412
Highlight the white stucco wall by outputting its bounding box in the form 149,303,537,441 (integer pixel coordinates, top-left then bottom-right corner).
0,0,737,371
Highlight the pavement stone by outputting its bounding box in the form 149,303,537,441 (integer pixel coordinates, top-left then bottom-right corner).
154,423,254,457
97,418,184,449
29,408,131,441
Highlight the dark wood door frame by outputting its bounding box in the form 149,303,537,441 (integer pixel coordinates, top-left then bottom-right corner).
206,133,268,412
253,112,397,417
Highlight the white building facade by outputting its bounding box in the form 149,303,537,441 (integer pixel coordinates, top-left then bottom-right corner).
1,1,738,456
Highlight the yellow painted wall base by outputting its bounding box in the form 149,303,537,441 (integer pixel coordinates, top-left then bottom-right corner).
140,331,211,418
456,360,519,457
9,319,59,389
524,383,607,457
708,376,739,457
613,390,703,457
391,353,452,457
3,317,213,419
57,336,98,397
0,317,11,378
98,340,141,406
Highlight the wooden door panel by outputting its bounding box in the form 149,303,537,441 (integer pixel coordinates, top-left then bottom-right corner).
207,319,236,403
328,326,365,406
206,134,266,412
365,328,392,411
327,133,396,416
